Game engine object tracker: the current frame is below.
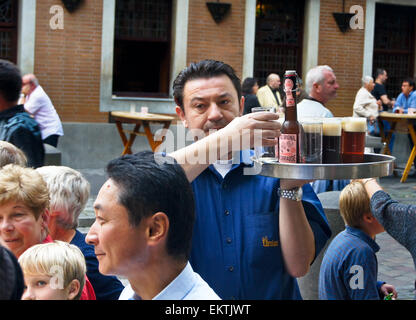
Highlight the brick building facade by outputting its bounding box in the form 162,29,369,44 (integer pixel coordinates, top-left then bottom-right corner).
9,0,416,123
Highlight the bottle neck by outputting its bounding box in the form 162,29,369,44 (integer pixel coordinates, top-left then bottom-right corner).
285,103,297,121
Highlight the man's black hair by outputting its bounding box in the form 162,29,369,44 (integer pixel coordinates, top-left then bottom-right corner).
0,59,22,103
106,151,195,262
242,77,258,96
173,59,242,110
375,68,386,79
403,77,415,90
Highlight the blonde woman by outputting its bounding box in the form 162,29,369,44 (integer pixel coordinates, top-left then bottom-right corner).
0,164,95,299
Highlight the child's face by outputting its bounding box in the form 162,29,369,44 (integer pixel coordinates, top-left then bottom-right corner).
21,273,75,300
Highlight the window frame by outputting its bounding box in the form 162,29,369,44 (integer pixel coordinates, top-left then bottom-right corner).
100,0,189,114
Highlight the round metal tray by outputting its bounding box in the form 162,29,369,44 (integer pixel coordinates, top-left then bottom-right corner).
253,153,395,180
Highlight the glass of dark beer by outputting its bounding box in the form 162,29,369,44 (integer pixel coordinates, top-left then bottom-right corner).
322,118,342,163
341,117,367,163
251,107,276,158
299,118,322,163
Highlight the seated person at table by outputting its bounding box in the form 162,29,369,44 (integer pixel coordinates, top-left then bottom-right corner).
19,241,86,300
393,78,416,114
319,181,396,300
36,165,124,300
0,164,96,300
353,76,381,137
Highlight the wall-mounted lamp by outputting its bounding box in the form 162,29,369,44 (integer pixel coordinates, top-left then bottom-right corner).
206,1,231,23
61,0,84,13
332,0,354,33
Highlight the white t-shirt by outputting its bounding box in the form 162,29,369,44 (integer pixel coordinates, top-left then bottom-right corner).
24,85,64,140
297,98,333,119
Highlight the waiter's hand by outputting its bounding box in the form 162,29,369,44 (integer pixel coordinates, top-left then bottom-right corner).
280,179,312,189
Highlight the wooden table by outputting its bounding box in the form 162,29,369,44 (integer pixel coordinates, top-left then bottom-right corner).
378,111,416,182
109,111,175,155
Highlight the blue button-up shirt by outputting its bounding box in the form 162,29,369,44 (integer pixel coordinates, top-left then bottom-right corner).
393,90,416,113
189,150,331,300
319,226,384,300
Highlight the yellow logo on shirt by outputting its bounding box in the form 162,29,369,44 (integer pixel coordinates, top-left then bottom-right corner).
262,236,278,247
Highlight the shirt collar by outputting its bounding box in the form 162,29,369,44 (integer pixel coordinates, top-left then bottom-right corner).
152,262,196,300
345,225,380,253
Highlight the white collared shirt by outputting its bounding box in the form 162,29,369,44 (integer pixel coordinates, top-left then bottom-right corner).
118,262,221,300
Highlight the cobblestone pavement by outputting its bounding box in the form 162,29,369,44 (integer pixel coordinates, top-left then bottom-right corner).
78,168,416,299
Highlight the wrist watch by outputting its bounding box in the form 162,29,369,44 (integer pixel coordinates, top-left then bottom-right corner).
277,187,303,202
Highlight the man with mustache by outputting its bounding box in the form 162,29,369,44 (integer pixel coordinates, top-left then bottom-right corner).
170,60,331,299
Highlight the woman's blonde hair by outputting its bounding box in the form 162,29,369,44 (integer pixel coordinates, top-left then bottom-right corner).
339,181,371,228
0,141,27,167
0,164,49,219
18,241,86,300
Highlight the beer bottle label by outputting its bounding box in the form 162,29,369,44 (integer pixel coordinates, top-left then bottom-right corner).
279,134,297,163
284,78,295,108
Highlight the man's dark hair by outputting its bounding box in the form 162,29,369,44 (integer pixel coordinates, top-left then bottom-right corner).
375,68,386,79
403,78,415,90
0,59,22,103
106,151,195,261
173,59,242,110
242,77,258,96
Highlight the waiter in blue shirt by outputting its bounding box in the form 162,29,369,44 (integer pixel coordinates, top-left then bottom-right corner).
170,60,331,299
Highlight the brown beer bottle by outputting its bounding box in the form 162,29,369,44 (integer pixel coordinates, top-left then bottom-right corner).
279,70,300,163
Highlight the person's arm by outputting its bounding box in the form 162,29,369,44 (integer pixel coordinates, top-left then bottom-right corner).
279,179,316,277
169,112,281,182
360,178,416,264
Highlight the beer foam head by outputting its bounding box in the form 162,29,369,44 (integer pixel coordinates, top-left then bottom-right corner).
302,122,322,133
322,119,342,136
300,118,322,133
344,117,367,132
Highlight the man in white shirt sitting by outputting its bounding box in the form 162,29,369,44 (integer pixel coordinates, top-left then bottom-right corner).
21,74,63,147
86,151,220,300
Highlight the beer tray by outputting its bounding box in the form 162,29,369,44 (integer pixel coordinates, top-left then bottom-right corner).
252,153,395,180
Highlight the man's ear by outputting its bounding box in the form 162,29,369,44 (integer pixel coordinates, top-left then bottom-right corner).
147,212,169,244
67,279,81,300
239,96,245,116
175,106,188,128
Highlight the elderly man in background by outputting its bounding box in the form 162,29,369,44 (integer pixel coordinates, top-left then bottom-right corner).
256,73,283,110
297,65,338,118
21,74,63,147
297,65,347,194
353,76,381,137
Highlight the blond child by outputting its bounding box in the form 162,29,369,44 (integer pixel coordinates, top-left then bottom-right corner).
18,241,86,300
318,181,397,300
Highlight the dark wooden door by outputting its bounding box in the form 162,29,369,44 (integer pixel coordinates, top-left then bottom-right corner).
0,0,18,63
373,3,416,99
254,0,305,86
